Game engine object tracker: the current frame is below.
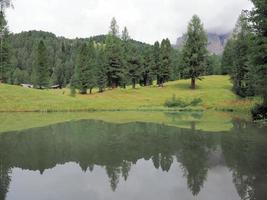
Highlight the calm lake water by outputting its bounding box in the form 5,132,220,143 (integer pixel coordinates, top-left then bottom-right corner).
0,118,267,200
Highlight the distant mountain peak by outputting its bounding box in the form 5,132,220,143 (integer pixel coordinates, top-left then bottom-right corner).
175,32,231,55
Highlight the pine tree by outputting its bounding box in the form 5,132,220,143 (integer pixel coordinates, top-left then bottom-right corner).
152,41,161,85
221,39,235,75
128,44,142,89
105,18,123,88
229,11,254,97
159,38,172,86
141,46,153,86
51,58,65,88
121,26,131,88
181,15,208,89
205,54,222,75
109,17,119,37
87,40,97,94
121,26,130,42
249,0,267,119
74,43,90,94
0,11,9,83
249,0,267,105
33,40,49,88
96,48,107,93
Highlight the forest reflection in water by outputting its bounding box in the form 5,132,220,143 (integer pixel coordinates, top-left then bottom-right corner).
0,119,266,200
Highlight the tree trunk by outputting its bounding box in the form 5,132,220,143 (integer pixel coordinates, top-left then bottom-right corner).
80,88,87,94
89,88,93,94
132,79,136,89
191,78,196,89
112,82,116,89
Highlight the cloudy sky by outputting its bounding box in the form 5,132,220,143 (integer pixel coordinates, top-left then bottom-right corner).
6,0,253,44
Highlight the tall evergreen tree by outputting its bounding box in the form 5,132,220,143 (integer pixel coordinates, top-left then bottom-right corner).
228,11,254,97
121,26,131,88
87,40,97,94
109,17,119,37
105,18,123,88
128,44,142,89
74,43,91,94
159,38,172,86
181,15,208,89
33,40,49,88
121,26,130,42
51,58,65,88
152,41,161,85
96,47,107,93
0,11,9,83
221,39,235,75
205,54,222,75
249,0,267,119
249,0,267,105
141,46,153,86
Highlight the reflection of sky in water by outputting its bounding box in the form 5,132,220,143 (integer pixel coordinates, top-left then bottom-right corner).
1,119,267,200
7,160,239,200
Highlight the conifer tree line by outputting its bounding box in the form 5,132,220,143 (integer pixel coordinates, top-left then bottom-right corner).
72,18,176,93
0,11,223,91
221,0,267,119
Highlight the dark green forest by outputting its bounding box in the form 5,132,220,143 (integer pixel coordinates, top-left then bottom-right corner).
2,17,221,90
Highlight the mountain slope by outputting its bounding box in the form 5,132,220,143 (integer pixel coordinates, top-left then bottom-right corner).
175,32,231,55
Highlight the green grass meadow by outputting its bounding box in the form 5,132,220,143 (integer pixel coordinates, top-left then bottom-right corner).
0,75,259,112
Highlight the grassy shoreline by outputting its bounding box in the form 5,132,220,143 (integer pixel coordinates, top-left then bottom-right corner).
0,75,259,113
0,110,250,133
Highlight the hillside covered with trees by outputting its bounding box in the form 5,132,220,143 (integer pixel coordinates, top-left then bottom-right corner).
0,0,266,119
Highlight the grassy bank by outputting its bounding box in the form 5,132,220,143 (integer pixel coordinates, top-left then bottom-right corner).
0,75,259,112
0,111,248,133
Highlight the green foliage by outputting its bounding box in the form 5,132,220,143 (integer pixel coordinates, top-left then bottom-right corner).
33,40,49,88
140,46,153,86
231,12,254,97
159,38,172,86
12,68,29,84
249,0,267,105
109,17,119,37
251,104,267,120
221,39,235,75
181,15,208,89
127,44,142,88
73,41,96,94
164,94,203,108
69,86,76,97
1,76,253,112
190,98,203,106
165,95,189,108
96,47,107,92
205,54,222,75
0,11,10,82
152,41,161,83
105,34,124,88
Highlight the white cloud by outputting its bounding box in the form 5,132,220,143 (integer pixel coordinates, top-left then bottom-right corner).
6,0,253,44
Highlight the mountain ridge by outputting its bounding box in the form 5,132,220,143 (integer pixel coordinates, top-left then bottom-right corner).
175,32,231,55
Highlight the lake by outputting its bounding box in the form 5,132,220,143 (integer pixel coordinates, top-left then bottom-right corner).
0,112,266,200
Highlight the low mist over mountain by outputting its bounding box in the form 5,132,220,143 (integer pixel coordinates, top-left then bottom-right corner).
175,32,231,55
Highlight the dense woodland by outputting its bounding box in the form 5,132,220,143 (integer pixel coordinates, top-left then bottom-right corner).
0,0,266,119
0,16,221,91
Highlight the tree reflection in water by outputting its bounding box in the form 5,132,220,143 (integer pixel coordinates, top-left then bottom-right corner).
0,119,266,199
